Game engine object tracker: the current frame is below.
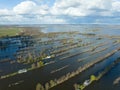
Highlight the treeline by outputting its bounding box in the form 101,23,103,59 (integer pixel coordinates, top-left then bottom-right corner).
35,47,120,90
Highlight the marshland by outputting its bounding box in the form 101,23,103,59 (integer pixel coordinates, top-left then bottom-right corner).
0,24,120,90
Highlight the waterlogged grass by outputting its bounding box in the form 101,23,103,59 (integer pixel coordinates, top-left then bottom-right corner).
0,27,21,37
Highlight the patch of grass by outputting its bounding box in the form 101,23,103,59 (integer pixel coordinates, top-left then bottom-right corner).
0,27,22,37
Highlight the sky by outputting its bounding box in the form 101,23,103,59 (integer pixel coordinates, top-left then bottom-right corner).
0,0,120,24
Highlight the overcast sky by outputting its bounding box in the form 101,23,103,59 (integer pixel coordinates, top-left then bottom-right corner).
0,0,120,24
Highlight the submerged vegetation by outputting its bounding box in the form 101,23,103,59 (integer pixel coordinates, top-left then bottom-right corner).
0,25,120,90
74,57,120,90
35,48,120,90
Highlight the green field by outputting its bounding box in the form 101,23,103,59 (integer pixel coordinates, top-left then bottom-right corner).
0,27,21,37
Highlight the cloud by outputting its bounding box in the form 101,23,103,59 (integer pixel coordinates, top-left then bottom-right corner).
13,0,49,15
0,0,66,24
50,0,113,17
0,0,120,24
36,16,66,24
13,1,37,14
112,1,120,12
0,9,12,16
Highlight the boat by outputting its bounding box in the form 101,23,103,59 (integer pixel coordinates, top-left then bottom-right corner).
43,55,55,59
45,56,51,59
75,75,97,90
83,79,91,86
18,69,27,74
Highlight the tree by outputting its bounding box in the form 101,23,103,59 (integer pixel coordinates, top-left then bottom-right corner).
28,53,33,63
79,85,84,90
36,83,44,90
31,63,36,69
49,80,55,87
45,82,50,90
90,75,96,81
74,83,79,90
37,61,44,67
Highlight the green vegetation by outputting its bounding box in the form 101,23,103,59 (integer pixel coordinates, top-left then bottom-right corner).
36,83,44,90
75,75,97,90
90,75,97,81
113,77,120,85
35,47,120,90
0,27,21,37
74,57,120,90
0,26,43,38
17,52,48,64
0,61,45,80
0,26,120,90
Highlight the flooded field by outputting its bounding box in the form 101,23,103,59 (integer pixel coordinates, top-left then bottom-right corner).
0,24,120,90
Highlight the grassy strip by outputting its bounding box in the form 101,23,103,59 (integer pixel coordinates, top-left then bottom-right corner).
50,65,69,74
0,27,21,37
60,42,109,60
90,47,108,55
77,47,109,62
51,42,92,55
0,62,44,80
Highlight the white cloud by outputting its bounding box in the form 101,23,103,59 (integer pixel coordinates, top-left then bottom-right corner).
66,7,94,16
0,0,120,24
13,0,49,15
36,15,66,24
100,11,113,16
50,0,114,17
0,15,25,24
112,1,120,12
50,0,81,16
13,1,37,14
54,0,81,8
0,0,66,24
81,0,112,10
0,9,12,15
35,5,49,15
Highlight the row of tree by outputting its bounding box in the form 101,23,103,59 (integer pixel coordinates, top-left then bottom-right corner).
35,47,120,90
